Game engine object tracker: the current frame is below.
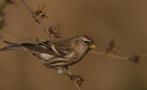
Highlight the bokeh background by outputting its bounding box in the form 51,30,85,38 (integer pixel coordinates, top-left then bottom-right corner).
0,0,147,90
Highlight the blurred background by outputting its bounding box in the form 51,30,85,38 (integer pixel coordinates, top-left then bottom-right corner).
0,0,147,90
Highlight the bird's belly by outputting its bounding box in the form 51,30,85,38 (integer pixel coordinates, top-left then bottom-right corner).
43,55,75,67
40,52,81,67
40,53,54,60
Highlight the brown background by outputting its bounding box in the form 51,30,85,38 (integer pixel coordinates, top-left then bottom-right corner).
0,0,147,90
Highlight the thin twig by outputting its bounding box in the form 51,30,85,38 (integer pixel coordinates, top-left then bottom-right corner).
91,51,128,60
20,0,33,15
20,0,47,24
20,0,54,41
20,0,40,23
66,69,81,90
91,50,145,63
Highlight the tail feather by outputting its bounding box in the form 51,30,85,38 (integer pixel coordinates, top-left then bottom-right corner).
3,40,17,45
0,41,21,51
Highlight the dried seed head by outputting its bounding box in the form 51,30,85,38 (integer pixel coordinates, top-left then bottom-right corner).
33,4,47,23
46,23,63,41
71,74,84,87
129,54,140,63
106,38,119,54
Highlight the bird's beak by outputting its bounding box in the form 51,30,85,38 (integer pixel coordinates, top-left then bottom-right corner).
89,44,96,49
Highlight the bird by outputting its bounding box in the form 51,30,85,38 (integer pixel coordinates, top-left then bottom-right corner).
0,35,96,75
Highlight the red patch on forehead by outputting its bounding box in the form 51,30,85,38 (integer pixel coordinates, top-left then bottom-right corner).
83,35,93,40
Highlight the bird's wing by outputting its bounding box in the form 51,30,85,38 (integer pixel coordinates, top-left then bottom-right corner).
20,42,58,56
53,39,75,56
20,39,74,57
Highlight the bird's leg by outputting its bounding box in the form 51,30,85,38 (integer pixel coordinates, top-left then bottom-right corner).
63,67,84,90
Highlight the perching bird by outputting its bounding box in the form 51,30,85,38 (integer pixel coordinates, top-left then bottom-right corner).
0,35,96,75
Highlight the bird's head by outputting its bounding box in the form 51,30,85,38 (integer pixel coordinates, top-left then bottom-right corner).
72,35,96,50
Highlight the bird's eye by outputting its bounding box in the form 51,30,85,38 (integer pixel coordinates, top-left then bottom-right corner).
84,41,89,44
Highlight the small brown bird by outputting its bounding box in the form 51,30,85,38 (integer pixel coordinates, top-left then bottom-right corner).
0,35,96,75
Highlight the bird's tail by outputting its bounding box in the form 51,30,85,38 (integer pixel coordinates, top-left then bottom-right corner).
0,41,22,51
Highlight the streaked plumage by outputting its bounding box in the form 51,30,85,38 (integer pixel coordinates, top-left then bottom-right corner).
0,35,95,73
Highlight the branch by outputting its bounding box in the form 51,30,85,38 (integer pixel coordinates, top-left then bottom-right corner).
91,38,146,63
20,0,63,42
20,0,47,24
64,69,84,90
